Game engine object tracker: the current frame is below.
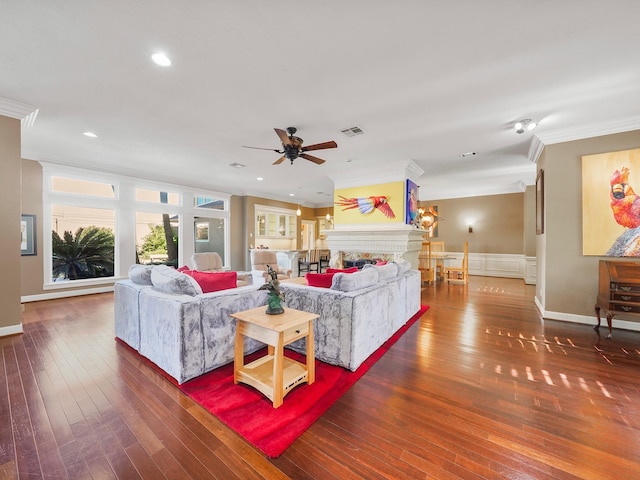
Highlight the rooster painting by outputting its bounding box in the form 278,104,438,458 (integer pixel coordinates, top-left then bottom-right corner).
336,195,396,219
609,167,640,228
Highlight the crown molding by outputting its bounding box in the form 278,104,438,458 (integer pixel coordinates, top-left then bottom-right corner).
330,159,424,189
527,135,545,164
534,116,640,146
0,96,39,128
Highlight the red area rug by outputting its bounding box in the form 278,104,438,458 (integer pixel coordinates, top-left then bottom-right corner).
179,305,429,458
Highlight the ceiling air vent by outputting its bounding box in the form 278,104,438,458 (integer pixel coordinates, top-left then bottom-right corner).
340,126,365,137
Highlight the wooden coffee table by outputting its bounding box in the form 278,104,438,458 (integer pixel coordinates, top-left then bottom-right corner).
232,306,318,408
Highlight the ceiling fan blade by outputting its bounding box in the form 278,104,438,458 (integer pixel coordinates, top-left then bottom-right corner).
242,145,281,152
273,156,286,165
301,140,337,152
274,128,292,146
300,153,326,165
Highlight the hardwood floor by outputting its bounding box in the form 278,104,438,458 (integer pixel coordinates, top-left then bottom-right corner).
2,276,640,479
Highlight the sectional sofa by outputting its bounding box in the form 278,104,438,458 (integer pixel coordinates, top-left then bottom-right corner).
280,261,421,371
114,261,421,384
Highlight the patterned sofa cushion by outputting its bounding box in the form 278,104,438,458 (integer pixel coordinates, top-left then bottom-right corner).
331,267,379,292
129,264,153,285
363,262,399,281
150,265,203,296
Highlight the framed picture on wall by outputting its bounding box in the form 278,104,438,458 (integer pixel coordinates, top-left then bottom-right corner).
536,169,544,235
21,214,37,256
582,147,640,256
406,179,419,226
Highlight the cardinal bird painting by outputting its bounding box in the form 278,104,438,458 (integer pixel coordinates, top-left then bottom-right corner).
609,167,640,228
336,195,396,219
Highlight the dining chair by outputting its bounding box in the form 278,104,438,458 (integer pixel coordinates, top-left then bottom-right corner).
418,241,434,284
298,249,320,276
429,241,445,280
318,249,331,272
444,241,468,284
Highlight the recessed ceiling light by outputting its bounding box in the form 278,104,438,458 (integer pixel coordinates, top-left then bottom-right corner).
83,131,97,138
289,193,295,197
229,162,245,168
151,52,172,67
257,177,263,181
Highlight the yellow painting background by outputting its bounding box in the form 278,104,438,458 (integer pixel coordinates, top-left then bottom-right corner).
334,181,405,225
582,147,640,255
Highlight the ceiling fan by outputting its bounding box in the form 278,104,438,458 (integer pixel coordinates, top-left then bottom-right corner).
243,127,337,165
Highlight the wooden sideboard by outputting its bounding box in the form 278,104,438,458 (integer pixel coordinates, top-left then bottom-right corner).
595,260,640,338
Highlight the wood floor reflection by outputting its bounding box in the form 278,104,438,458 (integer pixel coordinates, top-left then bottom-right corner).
2,276,640,479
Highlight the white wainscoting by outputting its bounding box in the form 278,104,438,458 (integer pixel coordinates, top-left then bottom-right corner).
445,252,536,284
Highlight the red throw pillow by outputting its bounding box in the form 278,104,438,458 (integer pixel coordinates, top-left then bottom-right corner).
306,272,335,288
184,270,237,293
376,261,388,266
177,265,191,272
326,267,358,274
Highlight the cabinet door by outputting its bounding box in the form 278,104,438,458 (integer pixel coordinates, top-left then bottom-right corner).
287,215,297,238
256,211,266,236
267,213,278,237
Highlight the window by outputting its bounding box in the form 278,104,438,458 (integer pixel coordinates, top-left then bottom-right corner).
194,195,226,210
52,176,115,198
42,164,231,289
136,212,180,267
194,217,226,260
136,188,179,205
51,206,115,281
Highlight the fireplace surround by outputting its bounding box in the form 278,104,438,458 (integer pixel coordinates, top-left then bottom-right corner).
324,226,425,270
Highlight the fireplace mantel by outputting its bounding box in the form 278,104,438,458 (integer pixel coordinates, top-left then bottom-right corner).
325,226,425,269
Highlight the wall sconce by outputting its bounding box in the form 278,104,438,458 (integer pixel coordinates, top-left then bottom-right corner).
468,225,473,233
296,205,301,216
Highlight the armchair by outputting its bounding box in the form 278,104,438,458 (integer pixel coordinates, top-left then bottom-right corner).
191,252,249,287
250,250,292,285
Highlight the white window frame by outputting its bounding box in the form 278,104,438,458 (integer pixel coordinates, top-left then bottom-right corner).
41,163,231,289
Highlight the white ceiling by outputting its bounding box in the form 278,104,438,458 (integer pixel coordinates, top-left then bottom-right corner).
3,1,640,207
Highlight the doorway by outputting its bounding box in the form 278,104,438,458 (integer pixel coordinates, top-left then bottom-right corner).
301,220,316,250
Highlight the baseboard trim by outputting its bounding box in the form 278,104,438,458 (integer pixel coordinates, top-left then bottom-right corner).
542,309,640,333
447,252,535,283
22,285,114,303
0,324,24,337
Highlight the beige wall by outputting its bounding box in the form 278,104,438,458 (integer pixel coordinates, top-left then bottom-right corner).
0,115,22,330
21,160,44,296
523,185,536,257
233,196,333,271
539,129,640,317
420,192,525,254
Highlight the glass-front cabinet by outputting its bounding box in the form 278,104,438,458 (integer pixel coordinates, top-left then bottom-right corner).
255,206,297,239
